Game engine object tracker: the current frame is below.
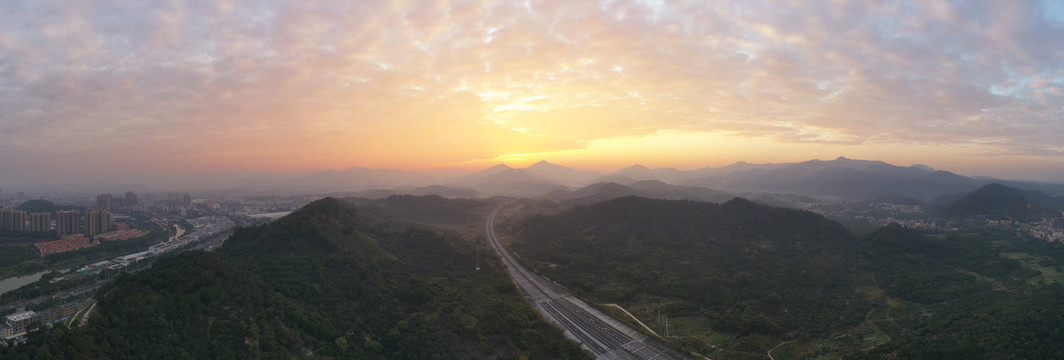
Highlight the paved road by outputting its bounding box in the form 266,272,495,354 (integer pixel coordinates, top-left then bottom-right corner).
487,209,692,360
0,281,106,314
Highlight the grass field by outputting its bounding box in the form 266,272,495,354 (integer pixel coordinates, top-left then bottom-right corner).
1003,252,1064,283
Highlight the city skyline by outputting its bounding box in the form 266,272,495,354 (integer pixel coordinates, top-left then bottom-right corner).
1,1,1063,184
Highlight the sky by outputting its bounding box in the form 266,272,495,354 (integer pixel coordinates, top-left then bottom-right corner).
1,0,1063,185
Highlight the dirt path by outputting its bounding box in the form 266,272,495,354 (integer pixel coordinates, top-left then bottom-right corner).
768,340,796,360
603,303,662,338
80,301,97,327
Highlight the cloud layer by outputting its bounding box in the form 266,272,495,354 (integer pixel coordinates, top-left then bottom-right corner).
1,0,1062,181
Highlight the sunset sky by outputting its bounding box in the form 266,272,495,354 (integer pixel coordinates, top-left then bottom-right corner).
1,0,1063,184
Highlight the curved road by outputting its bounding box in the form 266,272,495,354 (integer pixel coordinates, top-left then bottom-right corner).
487,208,692,360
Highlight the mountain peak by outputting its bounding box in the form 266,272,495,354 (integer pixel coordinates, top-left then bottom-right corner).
525,160,576,171
910,164,935,172
456,163,517,182
527,160,556,169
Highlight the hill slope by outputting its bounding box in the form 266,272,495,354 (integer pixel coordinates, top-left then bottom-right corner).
505,196,1064,359
511,198,862,344
5,198,589,360
940,183,1064,219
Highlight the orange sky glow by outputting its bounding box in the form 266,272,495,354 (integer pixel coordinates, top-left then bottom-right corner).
1,0,1063,184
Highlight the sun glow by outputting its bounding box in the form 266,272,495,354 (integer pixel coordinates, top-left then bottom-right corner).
1,1,1062,183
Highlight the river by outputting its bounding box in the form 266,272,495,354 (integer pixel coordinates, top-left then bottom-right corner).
0,270,51,298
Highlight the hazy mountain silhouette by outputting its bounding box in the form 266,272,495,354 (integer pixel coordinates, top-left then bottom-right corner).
939,183,1064,219
605,164,690,184
523,160,602,186
543,180,731,207
455,163,514,182
451,167,567,196
687,161,789,178
683,157,986,202
301,166,439,191
179,157,1064,199
592,174,640,185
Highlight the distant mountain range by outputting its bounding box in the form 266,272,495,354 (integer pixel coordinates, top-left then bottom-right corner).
201,157,1064,202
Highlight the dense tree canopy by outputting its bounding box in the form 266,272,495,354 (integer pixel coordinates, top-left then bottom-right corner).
3,197,589,360
507,196,1064,359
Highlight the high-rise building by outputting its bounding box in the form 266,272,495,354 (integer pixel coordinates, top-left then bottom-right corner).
168,192,191,207
0,209,26,232
30,212,51,232
97,193,114,211
86,208,111,237
0,210,12,231
55,210,81,236
11,210,25,232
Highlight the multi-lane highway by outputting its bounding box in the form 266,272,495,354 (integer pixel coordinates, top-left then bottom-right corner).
486,208,692,360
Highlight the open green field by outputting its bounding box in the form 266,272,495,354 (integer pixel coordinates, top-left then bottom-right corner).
1003,252,1064,283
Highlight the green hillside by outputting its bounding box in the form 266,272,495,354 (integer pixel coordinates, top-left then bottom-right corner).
940,183,1064,219
3,197,589,360
506,196,1064,359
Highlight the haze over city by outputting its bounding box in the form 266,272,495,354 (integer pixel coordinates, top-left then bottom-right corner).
2,0,1063,186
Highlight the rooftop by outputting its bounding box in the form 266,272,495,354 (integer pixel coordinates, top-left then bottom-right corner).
6,310,37,322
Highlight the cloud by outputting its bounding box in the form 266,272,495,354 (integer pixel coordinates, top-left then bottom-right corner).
0,0,1061,182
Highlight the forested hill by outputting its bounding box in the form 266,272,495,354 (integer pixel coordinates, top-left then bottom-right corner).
346,194,491,226
520,196,854,251
3,197,589,360
508,196,1064,359
939,183,1064,219
512,197,862,339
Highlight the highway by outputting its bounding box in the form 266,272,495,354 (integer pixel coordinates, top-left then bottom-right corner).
486,208,692,360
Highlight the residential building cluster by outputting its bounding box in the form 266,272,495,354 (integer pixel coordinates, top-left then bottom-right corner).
979,216,1064,242
30,212,50,232
1017,218,1064,242
44,208,113,237
93,228,150,241
3,208,114,235
95,192,139,212
85,208,111,237
34,235,99,256
872,218,954,232
37,298,92,325
871,203,923,213
96,191,194,216
55,210,81,235
1,299,93,343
